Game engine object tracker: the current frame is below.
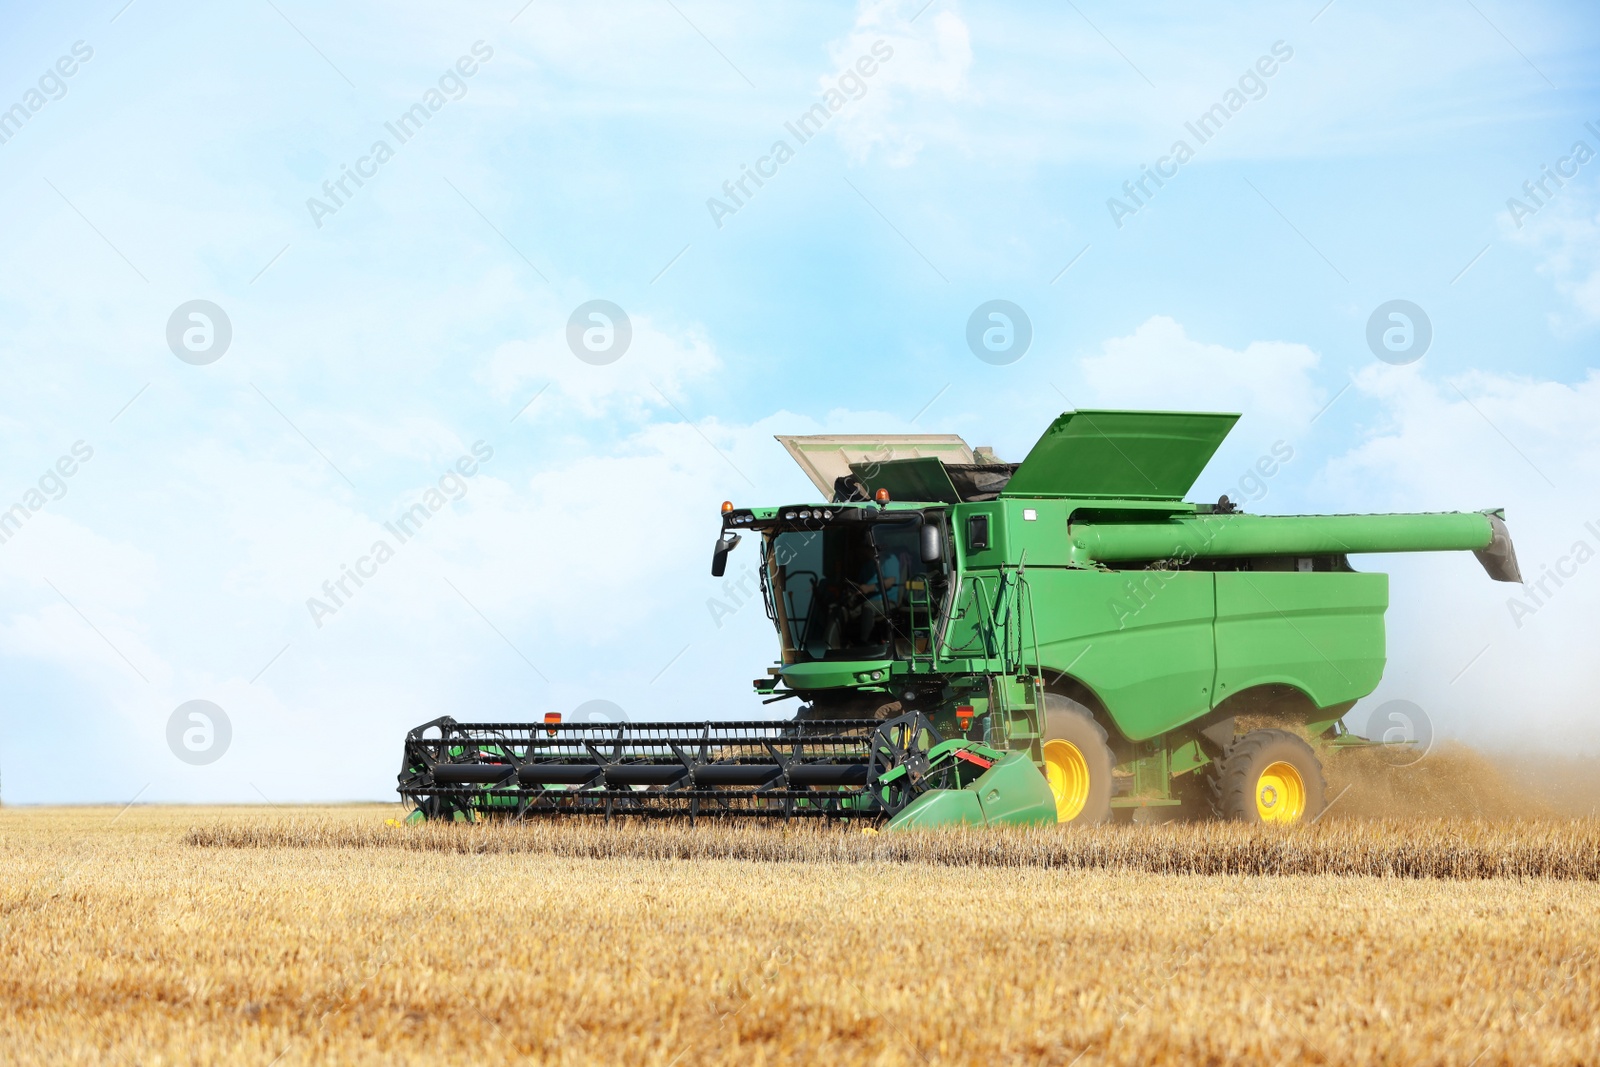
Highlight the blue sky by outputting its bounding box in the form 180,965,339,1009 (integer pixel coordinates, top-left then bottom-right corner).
0,0,1596,802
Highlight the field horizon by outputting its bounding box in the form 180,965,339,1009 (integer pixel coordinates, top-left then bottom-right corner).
5,796,1600,1065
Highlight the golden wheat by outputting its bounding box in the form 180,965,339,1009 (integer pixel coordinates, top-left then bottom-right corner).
3,805,1600,1066
190,815,1600,880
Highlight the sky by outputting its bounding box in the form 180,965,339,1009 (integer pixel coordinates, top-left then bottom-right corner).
0,0,1596,803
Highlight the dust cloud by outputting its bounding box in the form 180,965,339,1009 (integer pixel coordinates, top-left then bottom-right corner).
1324,742,1600,820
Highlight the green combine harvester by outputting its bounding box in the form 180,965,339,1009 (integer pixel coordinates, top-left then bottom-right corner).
398,410,1521,828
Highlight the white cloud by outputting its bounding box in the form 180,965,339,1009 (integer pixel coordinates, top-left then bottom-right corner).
0,372,924,801
828,2,974,166
1326,365,1600,511
1506,179,1600,330
1320,366,1600,752
480,314,719,421
0,0,1592,803
0,510,169,686
1078,315,1326,438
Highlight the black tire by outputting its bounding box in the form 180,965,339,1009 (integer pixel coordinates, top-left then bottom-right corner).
1209,728,1327,824
1041,694,1115,826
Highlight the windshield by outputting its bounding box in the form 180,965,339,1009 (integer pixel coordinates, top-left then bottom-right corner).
765,520,944,661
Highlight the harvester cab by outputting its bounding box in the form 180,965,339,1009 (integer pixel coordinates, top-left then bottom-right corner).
399,410,1521,831
719,502,955,710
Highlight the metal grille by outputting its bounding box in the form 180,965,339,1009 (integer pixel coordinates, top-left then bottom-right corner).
397,716,932,821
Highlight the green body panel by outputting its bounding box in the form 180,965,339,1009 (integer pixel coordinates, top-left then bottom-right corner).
1021,568,1217,739
968,752,1060,826
885,788,985,829
1006,565,1390,740
1169,737,1208,777
1212,572,1388,710
1003,410,1239,499
779,659,893,689
937,576,994,663
939,495,1429,739
997,567,1391,739
884,753,1057,831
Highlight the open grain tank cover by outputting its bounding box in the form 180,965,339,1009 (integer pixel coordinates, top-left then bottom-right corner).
1002,409,1241,500
848,456,963,503
775,434,975,498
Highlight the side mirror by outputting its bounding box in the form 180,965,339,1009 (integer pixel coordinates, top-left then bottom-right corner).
919,521,943,564
711,532,741,577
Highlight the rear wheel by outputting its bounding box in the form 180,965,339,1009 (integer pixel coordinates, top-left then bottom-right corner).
1210,729,1326,824
1041,694,1114,825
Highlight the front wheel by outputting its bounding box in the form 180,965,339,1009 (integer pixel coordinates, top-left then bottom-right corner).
1210,729,1327,824
1041,694,1114,825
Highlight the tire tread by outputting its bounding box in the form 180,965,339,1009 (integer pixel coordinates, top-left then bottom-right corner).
1208,728,1328,823
1041,695,1116,825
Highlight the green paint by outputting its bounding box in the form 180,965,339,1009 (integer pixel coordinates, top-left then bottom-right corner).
1168,737,1209,777
884,788,985,829
778,658,894,690
1069,510,1495,562
884,753,1057,831
742,409,1520,811
1003,409,1239,499
967,753,1059,826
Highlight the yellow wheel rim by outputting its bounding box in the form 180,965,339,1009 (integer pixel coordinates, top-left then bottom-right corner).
1255,760,1307,823
1042,739,1091,822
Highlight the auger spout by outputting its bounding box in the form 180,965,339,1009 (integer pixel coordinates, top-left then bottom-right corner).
1066,509,1522,582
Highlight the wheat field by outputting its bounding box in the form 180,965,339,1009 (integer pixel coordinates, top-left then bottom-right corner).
4,797,1600,1066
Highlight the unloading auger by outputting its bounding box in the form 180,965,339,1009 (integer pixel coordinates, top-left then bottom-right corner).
398,410,1522,829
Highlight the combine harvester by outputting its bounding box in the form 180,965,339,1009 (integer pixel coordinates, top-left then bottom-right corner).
398,410,1521,829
